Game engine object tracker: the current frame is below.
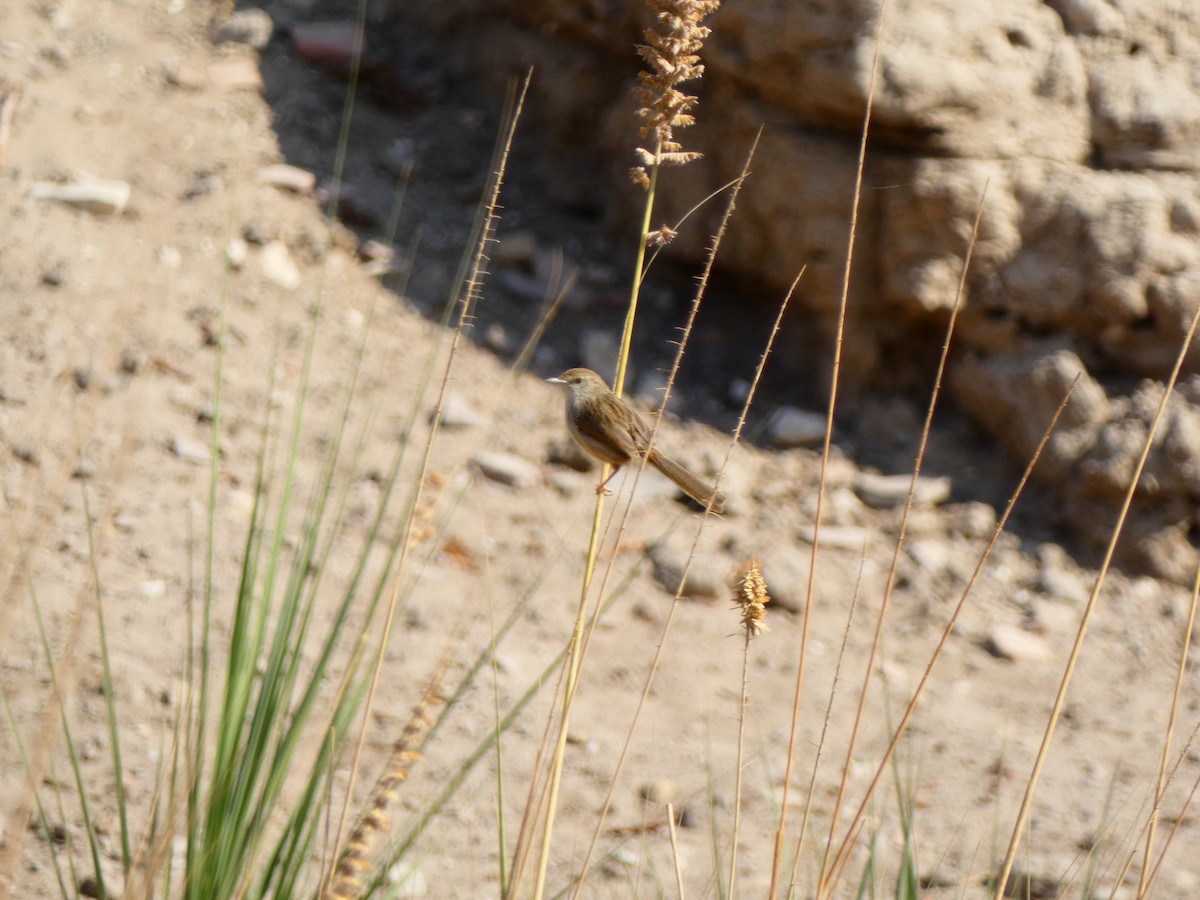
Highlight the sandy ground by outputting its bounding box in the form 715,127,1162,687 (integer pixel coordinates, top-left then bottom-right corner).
2,2,1200,898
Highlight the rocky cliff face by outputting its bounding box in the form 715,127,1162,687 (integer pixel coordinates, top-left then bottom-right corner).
390,0,1200,580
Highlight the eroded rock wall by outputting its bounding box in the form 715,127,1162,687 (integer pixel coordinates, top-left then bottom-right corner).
391,0,1200,578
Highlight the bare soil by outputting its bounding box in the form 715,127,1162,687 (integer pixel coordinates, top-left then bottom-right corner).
1,1,1199,897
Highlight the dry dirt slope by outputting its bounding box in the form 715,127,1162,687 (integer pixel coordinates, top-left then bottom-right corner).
2,1,1200,897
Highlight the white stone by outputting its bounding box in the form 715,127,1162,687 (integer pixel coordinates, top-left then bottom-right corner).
473,452,539,488
985,624,1051,662
27,178,130,215
257,163,315,194
439,393,486,429
213,8,274,49
769,407,826,448
170,434,211,464
259,240,301,290
225,238,248,269
856,472,952,508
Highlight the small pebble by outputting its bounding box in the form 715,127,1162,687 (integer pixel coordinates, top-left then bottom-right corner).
258,163,316,194
358,238,395,263
384,861,427,899
119,347,146,374
483,322,512,354
984,624,1051,662
12,444,38,465
639,779,680,805
213,8,274,49
951,501,996,539
727,378,752,406
797,524,870,551
225,238,248,269
1039,565,1090,605
27,177,130,215
547,469,584,495
438,393,485,429
855,472,951,508
906,538,952,574
207,58,263,92
170,434,211,464
259,240,301,290
243,222,272,245
227,489,255,518
649,542,723,598
611,848,638,867
1038,544,1091,604
42,264,67,286
472,451,539,488
140,579,167,598
73,459,95,479
166,63,206,90
183,173,221,199
769,406,827,448
547,439,594,473
761,552,809,614
73,368,92,391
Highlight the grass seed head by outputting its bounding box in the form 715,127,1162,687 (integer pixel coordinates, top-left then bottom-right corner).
629,0,722,189
734,559,771,637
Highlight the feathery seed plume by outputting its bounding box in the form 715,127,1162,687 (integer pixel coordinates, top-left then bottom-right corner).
629,0,722,191
733,559,771,636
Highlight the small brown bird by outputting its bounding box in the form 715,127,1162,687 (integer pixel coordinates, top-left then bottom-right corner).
548,367,725,514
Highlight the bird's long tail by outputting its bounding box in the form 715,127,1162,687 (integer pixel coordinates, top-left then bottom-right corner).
647,448,725,514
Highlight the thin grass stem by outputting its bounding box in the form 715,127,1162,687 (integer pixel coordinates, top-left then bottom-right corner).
727,629,753,897
667,802,687,900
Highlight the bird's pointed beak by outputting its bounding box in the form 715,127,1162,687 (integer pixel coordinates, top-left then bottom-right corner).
546,377,566,385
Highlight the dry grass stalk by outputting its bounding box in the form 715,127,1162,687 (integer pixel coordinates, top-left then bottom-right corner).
733,559,771,636
321,686,443,900
629,0,721,190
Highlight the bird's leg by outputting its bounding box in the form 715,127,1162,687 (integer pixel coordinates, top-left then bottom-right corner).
594,466,620,496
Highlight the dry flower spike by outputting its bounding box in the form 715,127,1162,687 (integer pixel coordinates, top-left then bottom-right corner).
646,225,678,247
629,0,721,188
734,559,771,636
